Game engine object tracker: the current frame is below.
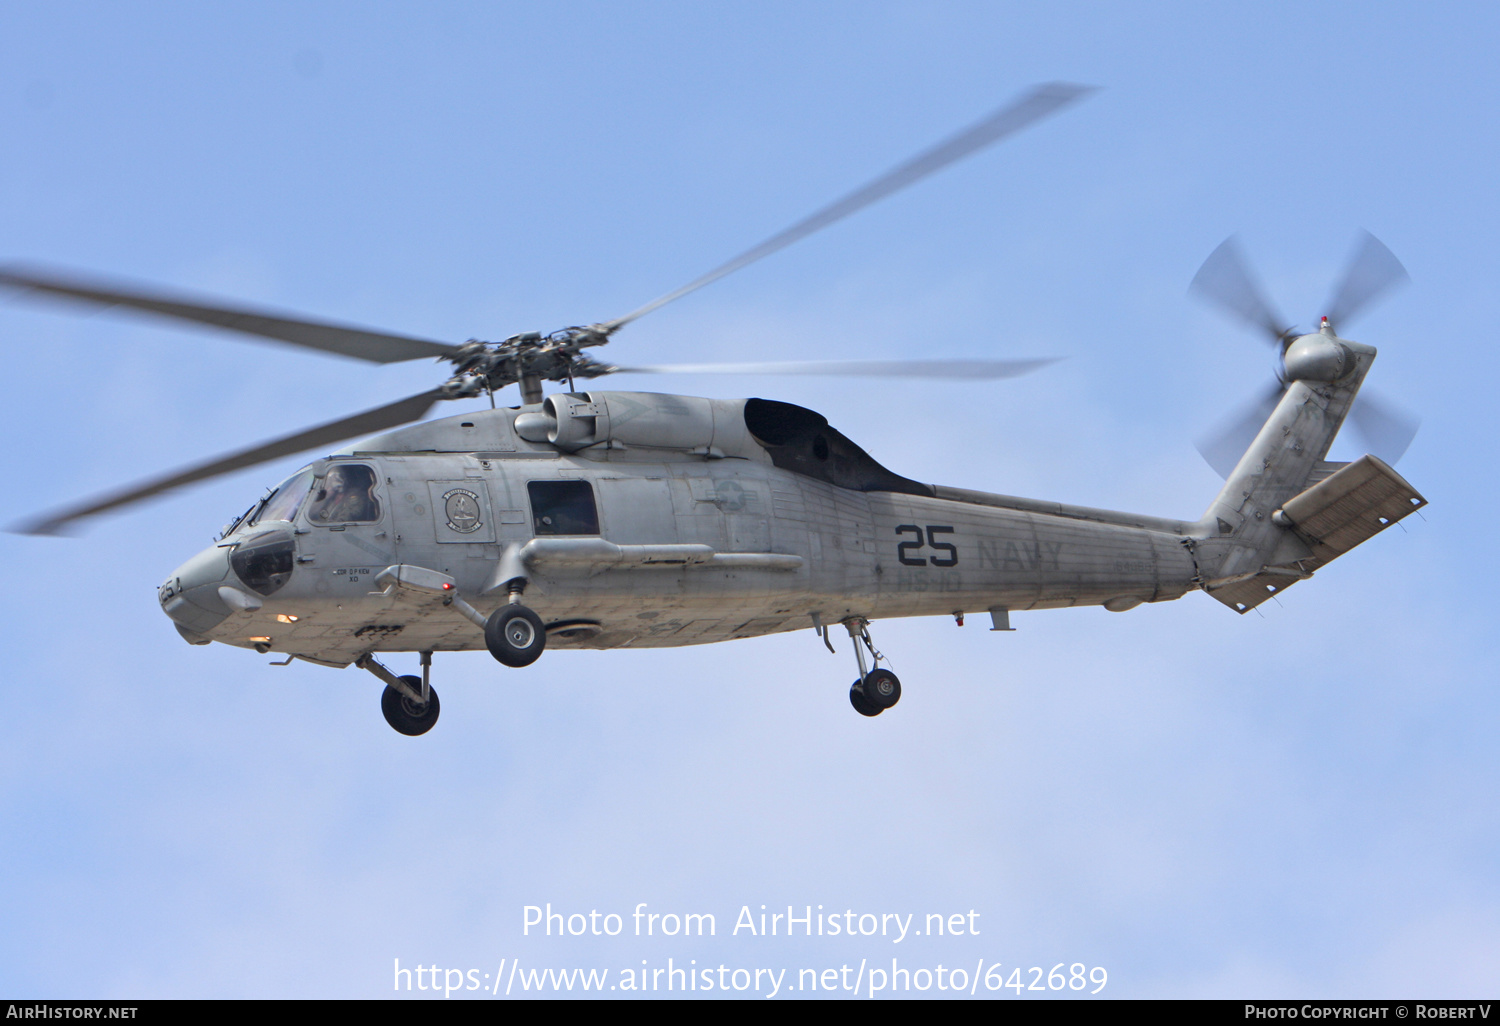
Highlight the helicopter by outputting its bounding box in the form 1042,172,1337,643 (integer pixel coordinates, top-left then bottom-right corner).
2,83,1426,735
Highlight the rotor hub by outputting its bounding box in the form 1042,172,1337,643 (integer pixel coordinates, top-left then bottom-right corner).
438,326,618,401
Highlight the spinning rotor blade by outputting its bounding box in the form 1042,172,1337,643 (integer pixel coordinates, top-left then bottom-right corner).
1195,384,1420,480
1349,388,1420,465
610,357,1060,380
1191,232,1417,477
0,266,460,364
600,82,1096,333
1188,237,1291,346
1323,230,1410,332
1195,380,1285,479
13,388,446,536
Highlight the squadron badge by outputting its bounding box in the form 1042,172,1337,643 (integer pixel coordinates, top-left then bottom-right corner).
442,488,482,534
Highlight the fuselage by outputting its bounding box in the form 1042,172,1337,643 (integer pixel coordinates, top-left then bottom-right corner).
158,392,1202,666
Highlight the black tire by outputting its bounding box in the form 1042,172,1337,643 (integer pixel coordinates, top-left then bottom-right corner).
382,676,440,736
849,680,882,717
861,668,901,710
485,604,547,667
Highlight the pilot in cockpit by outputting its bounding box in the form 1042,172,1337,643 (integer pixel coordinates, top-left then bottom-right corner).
309,464,379,523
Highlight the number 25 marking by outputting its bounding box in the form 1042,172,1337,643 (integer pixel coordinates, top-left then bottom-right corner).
895,524,958,567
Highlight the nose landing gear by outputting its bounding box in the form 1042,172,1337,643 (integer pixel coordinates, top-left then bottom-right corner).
842,617,901,717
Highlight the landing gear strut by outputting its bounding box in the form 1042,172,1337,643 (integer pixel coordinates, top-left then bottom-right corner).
842,617,901,717
360,651,440,736
482,565,546,668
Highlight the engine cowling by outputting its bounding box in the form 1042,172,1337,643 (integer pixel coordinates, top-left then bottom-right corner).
513,391,756,456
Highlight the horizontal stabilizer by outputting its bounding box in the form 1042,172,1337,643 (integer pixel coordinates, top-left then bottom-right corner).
1276,454,1426,560
1204,455,1426,613
1203,565,1312,614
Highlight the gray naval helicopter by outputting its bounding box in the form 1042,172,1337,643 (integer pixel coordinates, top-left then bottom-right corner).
4,84,1426,735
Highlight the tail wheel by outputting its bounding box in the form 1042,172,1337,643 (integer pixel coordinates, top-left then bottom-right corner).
849,680,882,717
861,668,901,711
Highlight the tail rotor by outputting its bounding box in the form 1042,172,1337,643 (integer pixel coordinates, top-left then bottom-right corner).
1189,231,1417,476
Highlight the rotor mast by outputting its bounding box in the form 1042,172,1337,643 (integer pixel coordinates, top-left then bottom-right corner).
519,374,543,405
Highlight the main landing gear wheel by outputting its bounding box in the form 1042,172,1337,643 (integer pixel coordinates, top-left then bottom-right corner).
849,680,882,717
382,675,440,736
861,668,901,711
485,604,546,667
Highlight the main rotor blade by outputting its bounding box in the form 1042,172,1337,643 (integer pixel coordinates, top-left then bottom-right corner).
599,82,1096,333
0,266,460,364
12,388,447,536
1349,388,1420,465
1188,237,1291,346
1195,380,1286,478
609,357,1060,379
1324,230,1410,332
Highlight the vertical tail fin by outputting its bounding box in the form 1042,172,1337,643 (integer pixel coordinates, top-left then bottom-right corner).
1192,333,1379,611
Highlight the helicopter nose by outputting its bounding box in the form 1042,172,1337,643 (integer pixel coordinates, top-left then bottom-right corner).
158,544,234,635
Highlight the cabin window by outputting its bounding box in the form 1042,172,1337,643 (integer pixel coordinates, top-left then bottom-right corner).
527,480,599,535
306,464,381,525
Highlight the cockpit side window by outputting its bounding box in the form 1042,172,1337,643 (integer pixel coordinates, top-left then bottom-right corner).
252,469,316,526
306,464,382,525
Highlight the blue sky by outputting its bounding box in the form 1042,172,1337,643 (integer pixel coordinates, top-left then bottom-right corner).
1,2,1496,999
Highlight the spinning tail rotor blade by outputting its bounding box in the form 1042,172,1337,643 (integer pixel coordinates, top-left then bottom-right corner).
600,82,1096,333
1190,234,1416,477
1195,380,1286,479
13,388,447,536
1188,237,1291,346
610,357,1060,379
1323,230,1410,332
0,266,459,364
1349,388,1420,465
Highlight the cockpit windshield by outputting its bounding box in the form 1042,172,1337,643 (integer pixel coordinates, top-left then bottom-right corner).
251,468,316,527
219,503,258,541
